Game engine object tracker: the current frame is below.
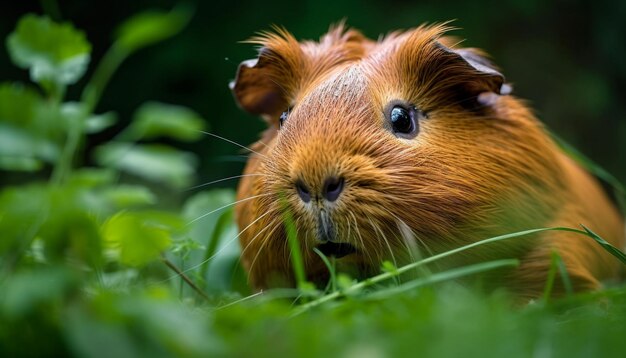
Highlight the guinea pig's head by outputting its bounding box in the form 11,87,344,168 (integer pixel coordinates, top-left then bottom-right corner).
230,24,564,289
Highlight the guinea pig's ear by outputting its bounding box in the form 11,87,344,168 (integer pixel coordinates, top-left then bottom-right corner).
229,50,288,117
434,42,511,107
230,30,303,122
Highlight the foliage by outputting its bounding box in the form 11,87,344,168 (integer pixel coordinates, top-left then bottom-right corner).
0,7,238,357
1,5,625,358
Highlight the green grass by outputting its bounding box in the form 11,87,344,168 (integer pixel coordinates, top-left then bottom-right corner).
213,285,626,358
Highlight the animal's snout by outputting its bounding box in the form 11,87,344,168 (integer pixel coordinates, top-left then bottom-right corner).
295,176,345,203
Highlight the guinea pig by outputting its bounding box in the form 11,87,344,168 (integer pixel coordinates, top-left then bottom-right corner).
229,23,625,299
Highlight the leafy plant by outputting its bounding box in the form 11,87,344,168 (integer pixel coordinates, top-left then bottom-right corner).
0,6,240,356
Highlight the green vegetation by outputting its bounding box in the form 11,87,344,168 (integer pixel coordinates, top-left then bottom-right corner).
1,6,625,358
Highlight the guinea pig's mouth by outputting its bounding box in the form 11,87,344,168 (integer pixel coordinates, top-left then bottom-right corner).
316,242,357,259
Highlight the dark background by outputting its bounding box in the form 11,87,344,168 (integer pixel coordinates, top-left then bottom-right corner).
1,0,625,191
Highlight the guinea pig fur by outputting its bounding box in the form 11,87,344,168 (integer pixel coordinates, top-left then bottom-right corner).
230,23,625,299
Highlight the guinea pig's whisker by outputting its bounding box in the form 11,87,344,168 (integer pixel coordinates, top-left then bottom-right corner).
186,193,271,225
199,130,267,158
202,211,273,267
156,211,274,284
281,224,290,264
246,220,282,280
363,216,381,263
212,154,255,164
349,210,373,266
255,139,269,149
242,226,269,273
379,206,431,262
239,214,278,259
397,220,417,264
185,173,268,192
369,217,399,271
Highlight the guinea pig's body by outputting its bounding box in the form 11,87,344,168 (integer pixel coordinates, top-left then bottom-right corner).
230,24,625,299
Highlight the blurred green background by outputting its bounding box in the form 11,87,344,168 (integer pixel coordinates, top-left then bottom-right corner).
1,0,625,189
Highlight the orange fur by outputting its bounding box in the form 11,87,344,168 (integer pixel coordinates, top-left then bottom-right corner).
230,24,625,298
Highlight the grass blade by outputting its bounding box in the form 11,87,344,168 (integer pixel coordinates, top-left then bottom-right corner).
200,210,233,279
581,224,626,265
542,251,573,302
282,206,306,289
542,251,558,301
556,251,573,296
552,133,626,214
366,259,519,300
313,247,337,292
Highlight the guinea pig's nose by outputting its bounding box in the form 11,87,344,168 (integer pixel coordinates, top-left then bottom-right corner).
322,176,344,202
295,180,312,203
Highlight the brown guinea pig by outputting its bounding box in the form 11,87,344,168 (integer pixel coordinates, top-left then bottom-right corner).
229,23,625,299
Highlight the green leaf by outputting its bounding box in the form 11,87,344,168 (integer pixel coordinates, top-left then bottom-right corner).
85,111,117,134
101,211,174,267
0,84,59,171
0,266,76,318
6,14,91,87
170,236,205,261
64,289,221,357
133,210,186,232
100,185,157,207
0,184,49,255
28,186,104,265
94,143,197,188
0,155,42,172
60,102,118,134
0,183,107,264
0,82,41,125
64,303,142,358
68,168,116,188
337,273,357,292
114,6,193,52
381,260,399,274
180,189,241,292
0,83,66,143
0,123,61,164
127,101,206,141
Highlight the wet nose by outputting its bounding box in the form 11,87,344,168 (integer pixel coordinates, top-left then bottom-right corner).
295,177,344,203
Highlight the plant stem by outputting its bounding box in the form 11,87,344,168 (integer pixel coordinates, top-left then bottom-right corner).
81,44,129,112
51,107,83,185
161,255,211,302
51,43,129,185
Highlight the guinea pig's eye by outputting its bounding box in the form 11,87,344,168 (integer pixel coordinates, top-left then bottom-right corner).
278,107,293,129
388,104,421,138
